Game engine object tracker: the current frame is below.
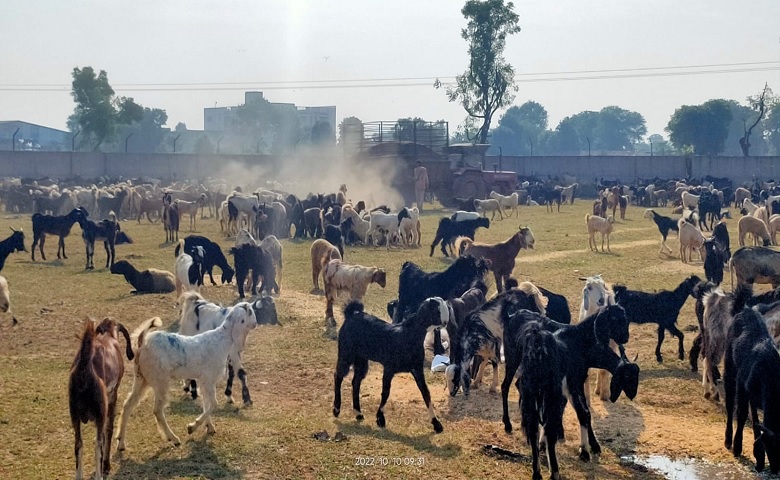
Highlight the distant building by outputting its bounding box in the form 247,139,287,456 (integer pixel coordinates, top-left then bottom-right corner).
0,121,70,151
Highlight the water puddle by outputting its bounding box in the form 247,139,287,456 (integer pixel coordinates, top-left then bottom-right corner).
620,455,766,479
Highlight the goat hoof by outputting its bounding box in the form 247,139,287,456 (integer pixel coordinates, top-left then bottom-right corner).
376,414,386,429
504,423,513,434
591,444,602,456
679,353,685,361
333,407,340,418
243,399,253,408
432,418,443,433
579,449,591,462
172,437,182,446
356,413,364,421
187,423,197,435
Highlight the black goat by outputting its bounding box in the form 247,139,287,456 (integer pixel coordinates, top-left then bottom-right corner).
712,220,731,263
689,280,717,372
31,207,86,261
333,298,450,433
724,303,780,473
518,321,565,480
323,224,344,259
303,207,323,238
613,274,701,363
429,216,490,257
703,239,725,285
97,189,128,219
0,229,26,272
77,208,120,269
229,243,278,298
698,191,722,231
644,209,679,254
453,196,476,212
178,235,235,286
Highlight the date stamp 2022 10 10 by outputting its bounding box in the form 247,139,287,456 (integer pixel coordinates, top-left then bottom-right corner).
354,456,426,467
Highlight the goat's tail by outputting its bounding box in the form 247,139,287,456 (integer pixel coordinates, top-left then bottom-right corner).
132,317,163,352
74,318,97,372
174,239,184,257
453,236,473,257
585,213,591,223
178,291,204,324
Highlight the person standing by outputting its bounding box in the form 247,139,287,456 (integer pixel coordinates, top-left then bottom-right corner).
414,161,429,213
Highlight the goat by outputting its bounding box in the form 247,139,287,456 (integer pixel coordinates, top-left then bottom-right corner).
703,239,725,285
450,210,481,222
31,207,86,261
731,246,780,290
78,209,120,270
174,194,207,231
229,242,278,298
429,216,490,257
456,226,535,292
738,215,772,246
333,298,450,433
179,292,278,406
365,210,406,248
489,191,520,218
678,218,705,263
136,195,163,223
0,228,26,272
475,198,504,220
769,214,780,245
97,188,128,219
69,318,133,480
174,240,205,297
323,224,344,258
586,214,615,252
258,235,283,291
178,235,236,286
561,183,578,204
162,200,179,243
323,259,386,324
310,238,342,292
116,306,257,449
110,260,176,294
724,302,780,473
303,207,323,239
643,209,679,254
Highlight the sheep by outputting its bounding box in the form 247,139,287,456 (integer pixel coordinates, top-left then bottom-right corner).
229,242,278,298
723,302,780,473
177,235,236,286
173,241,205,297
0,228,26,272
731,246,780,290
644,209,679,254
116,305,257,449
429,216,490,257
456,226,535,292
31,207,86,261
310,239,342,292
77,209,120,270
323,259,386,324
489,191,520,218
586,214,615,253
738,215,772,247
179,292,278,406
332,298,450,433
110,260,175,294
69,318,133,480
678,218,705,263
475,198,504,220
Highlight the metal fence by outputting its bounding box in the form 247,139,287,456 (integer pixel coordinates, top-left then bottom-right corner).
362,120,449,155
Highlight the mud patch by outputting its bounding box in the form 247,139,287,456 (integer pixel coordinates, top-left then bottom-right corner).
620,455,762,479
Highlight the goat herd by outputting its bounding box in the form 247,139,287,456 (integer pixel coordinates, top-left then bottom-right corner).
4,174,780,479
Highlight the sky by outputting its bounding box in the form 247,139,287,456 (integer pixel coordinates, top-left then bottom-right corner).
1,0,779,139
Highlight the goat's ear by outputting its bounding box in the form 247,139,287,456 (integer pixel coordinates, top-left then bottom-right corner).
593,312,611,345
583,294,589,312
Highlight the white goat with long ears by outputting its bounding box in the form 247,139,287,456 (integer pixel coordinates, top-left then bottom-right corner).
577,274,618,402
116,303,257,450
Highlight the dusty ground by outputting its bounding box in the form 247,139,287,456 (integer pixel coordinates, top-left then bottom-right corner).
0,200,768,479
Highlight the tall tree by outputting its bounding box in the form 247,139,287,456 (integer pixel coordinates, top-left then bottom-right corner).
68,66,143,151
114,107,169,153
739,83,773,157
435,0,521,144
310,121,335,145
666,99,733,156
488,101,549,155
766,100,780,155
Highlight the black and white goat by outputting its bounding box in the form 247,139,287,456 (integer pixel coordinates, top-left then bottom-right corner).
333,298,451,433
77,208,120,270
177,235,235,286
31,207,86,261
643,209,679,254
174,240,206,297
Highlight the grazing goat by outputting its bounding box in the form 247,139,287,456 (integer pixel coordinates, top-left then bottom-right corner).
586,214,615,252
31,207,86,261
475,198,504,220
0,228,26,272
429,216,490,257
310,238,342,292
117,306,257,449
333,298,450,433
110,260,175,294
258,235,283,291
724,302,780,473
323,259,386,324
678,218,705,263
78,209,120,270
229,242,278,298
644,209,679,254
179,292,277,406
518,321,565,480
730,246,780,290
738,215,772,246
489,191,520,218
178,235,235,286
456,226,535,292
174,241,205,297
69,318,133,480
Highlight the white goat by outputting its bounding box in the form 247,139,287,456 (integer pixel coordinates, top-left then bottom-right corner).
398,207,420,247
488,191,519,218
116,305,257,449
365,211,400,248
681,191,699,210
259,235,283,290
174,194,207,231
227,192,259,235
174,242,205,297
738,215,772,246
753,205,770,227
769,214,780,245
677,218,705,263
586,214,615,252
742,198,759,216
451,211,481,222
474,198,503,220
0,275,10,315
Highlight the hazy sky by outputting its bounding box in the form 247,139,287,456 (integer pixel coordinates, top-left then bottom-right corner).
1,0,778,139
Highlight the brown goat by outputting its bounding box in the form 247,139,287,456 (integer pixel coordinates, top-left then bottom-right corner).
455,226,535,293
310,238,342,292
69,318,133,480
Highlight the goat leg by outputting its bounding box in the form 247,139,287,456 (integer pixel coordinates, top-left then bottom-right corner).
376,371,394,429
237,368,252,407
751,403,766,472
73,419,83,480
411,367,443,433
655,327,665,363
225,364,235,404
351,358,368,421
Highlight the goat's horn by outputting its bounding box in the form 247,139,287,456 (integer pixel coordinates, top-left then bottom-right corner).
633,353,639,363
9,227,15,232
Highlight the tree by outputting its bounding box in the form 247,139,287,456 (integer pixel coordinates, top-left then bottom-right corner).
766,100,780,155
175,122,187,132
435,0,521,144
561,107,646,153
739,83,773,156
113,107,169,153
68,66,143,151
310,121,335,145
488,101,548,155
666,99,733,155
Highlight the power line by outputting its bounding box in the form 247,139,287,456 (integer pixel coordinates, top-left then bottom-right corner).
0,62,778,92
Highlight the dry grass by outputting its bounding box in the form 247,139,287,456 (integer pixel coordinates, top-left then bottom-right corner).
0,202,763,479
